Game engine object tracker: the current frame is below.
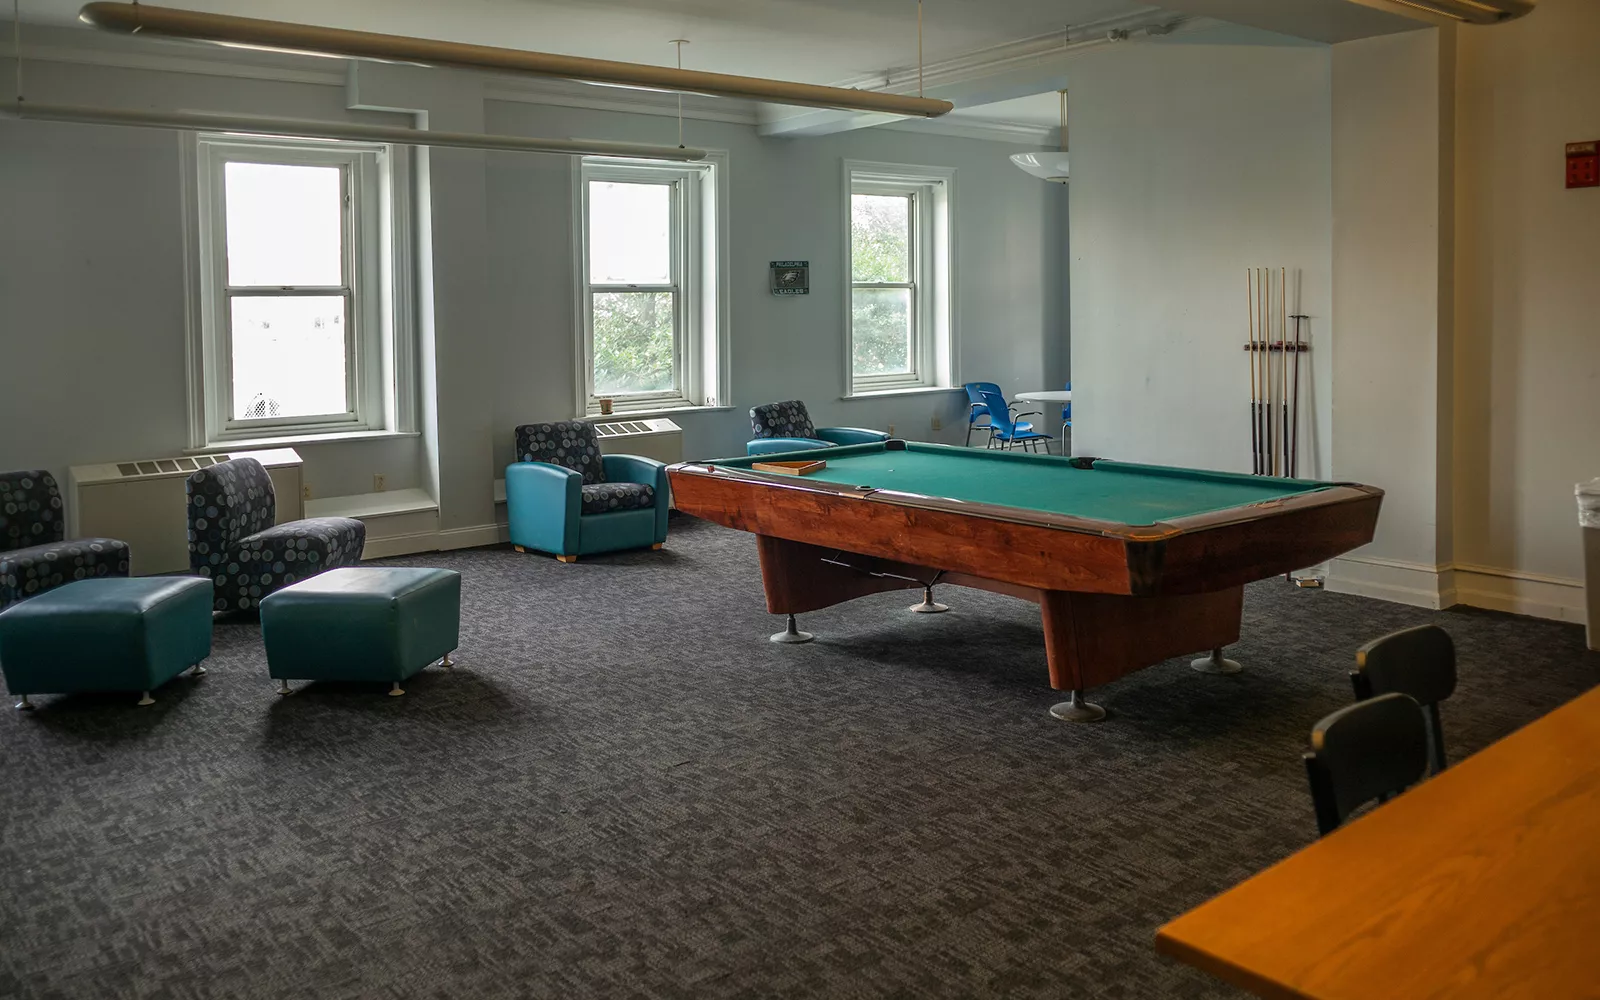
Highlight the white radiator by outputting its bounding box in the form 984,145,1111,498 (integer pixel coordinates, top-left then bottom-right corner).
590,417,684,464
67,448,304,575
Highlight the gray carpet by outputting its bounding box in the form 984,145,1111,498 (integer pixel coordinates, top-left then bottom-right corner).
1,515,1594,999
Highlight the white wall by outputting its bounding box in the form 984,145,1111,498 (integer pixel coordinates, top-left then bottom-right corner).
1,38,1066,539
1328,27,1456,599
1067,30,1334,479
1453,0,1600,617
0,62,426,501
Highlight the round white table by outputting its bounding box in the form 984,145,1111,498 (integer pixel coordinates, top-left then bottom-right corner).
1009,390,1072,455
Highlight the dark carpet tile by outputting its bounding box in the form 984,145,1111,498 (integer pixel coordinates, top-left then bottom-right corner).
1,515,1594,999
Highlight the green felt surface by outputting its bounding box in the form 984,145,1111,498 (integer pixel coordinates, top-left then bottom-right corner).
734,443,1327,524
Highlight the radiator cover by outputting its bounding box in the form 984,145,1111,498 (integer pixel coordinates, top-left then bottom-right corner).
68,448,304,575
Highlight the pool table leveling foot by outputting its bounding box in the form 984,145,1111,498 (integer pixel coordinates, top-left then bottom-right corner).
1190,647,1243,675
909,587,948,614
1049,691,1107,723
770,614,814,644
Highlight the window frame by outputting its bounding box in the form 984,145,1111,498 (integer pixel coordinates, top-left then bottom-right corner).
842,161,957,397
186,134,413,447
572,154,728,417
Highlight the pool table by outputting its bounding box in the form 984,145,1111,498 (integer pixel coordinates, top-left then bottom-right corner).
667,441,1383,721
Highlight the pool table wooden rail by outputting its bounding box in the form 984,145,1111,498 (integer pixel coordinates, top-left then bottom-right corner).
666,459,1383,598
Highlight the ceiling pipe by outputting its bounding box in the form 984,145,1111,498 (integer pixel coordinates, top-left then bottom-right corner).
5,102,709,160
77,2,956,119
1378,0,1536,24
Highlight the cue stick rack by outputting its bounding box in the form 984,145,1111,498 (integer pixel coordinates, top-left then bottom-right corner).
1244,266,1310,479
1244,267,1321,588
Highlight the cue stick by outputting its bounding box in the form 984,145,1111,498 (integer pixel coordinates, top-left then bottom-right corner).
1248,268,1258,474
1263,268,1274,476
1291,312,1304,478
1280,267,1289,477
1254,268,1267,476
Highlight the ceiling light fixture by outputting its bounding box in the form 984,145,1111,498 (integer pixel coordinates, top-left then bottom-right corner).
1379,0,1536,24
77,2,955,119
1010,90,1069,184
3,101,709,159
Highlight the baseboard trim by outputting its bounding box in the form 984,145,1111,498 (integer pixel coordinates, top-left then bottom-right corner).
359,531,443,559
438,523,509,551
1327,555,1455,609
1452,562,1585,624
1328,554,1585,623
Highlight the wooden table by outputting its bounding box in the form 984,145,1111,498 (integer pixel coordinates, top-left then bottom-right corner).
1156,684,1600,999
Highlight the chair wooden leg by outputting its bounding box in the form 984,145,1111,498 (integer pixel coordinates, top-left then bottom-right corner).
651,543,663,550
556,554,578,563
513,545,526,553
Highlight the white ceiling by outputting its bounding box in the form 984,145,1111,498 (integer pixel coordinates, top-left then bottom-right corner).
18,0,1431,132
22,0,1153,84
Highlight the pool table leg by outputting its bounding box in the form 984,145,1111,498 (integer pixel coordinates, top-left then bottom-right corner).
1039,591,1107,723
1037,587,1244,722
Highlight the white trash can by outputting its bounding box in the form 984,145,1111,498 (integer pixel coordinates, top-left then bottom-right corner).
1579,479,1600,650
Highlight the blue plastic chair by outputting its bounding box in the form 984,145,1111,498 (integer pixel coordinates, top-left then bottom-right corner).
1060,381,1073,452
974,386,1052,453
963,382,1037,447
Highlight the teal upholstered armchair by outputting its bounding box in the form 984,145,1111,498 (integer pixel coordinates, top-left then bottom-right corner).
746,400,889,456
506,421,668,562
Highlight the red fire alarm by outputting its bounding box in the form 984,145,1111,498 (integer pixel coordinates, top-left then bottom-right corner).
1568,141,1599,189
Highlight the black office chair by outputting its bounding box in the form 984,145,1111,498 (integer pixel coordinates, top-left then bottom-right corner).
1303,692,1430,837
1352,624,1457,775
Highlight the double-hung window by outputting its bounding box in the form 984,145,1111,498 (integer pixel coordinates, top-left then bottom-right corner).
190,135,410,445
845,161,956,395
576,156,727,415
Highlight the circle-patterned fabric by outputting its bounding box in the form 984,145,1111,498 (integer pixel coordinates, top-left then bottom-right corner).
0,537,130,611
186,457,366,611
513,421,605,485
0,469,66,553
580,482,655,515
750,401,815,439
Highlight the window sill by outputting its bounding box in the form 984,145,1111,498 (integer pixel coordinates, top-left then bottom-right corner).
580,404,733,421
187,429,421,453
841,386,964,400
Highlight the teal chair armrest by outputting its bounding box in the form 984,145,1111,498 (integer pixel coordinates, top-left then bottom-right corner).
747,437,836,456
602,454,670,543
817,426,891,445
505,461,581,555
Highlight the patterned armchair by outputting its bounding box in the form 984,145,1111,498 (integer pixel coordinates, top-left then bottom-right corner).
747,400,890,456
186,458,365,612
506,421,668,562
0,469,130,611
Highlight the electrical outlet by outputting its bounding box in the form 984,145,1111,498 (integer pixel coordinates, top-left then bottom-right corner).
931,414,942,432
301,484,312,501
373,473,387,492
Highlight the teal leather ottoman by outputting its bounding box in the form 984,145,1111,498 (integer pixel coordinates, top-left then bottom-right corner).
0,577,214,709
259,567,460,697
